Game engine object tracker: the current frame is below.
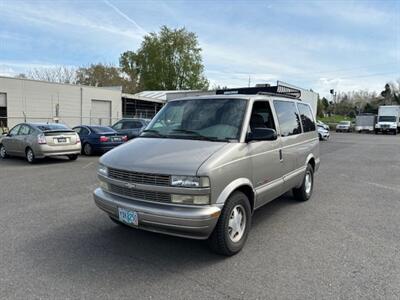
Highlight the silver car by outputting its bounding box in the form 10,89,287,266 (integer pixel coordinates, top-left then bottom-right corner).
94,94,320,255
336,121,352,132
0,123,81,163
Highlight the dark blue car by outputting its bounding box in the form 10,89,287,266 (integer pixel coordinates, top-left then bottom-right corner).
72,125,127,156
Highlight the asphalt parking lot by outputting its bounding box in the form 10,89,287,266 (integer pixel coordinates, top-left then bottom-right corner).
1,133,400,299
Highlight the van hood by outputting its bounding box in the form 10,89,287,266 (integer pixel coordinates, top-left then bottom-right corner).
100,137,228,175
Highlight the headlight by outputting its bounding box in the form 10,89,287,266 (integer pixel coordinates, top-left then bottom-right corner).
375,124,380,128
98,164,108,176
391,124,397,128
171,176,210,188
171,194,210,205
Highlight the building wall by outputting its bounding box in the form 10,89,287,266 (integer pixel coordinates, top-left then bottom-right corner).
0,77,122,128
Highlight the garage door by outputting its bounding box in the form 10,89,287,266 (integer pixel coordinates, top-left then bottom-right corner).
0,93,6,107
91,100,111,125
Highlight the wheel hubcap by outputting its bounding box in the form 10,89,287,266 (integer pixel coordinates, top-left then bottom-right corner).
305,172,312,195
85,144,91,154
228,205,246,243
27,150,33,162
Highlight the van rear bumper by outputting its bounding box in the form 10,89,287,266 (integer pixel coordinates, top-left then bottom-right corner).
93,188,221,240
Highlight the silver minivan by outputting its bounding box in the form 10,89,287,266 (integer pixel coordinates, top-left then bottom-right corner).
94,91,319,255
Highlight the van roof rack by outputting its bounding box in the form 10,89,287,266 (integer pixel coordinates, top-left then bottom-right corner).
216,81,301,99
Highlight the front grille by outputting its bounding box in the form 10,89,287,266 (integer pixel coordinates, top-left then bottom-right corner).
381,125,390,128
109,184,171,203
108,168,170,186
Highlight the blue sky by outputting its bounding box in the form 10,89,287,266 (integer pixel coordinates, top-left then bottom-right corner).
0,0,399,97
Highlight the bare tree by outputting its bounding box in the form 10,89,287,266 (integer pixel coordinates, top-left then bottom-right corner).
27,66,77,84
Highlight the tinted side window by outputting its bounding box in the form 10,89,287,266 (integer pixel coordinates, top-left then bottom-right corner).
297,103,316,132
19,125,31,135
273,100,302,137
81,127,89,135
249,101,276,131
112,122,123,130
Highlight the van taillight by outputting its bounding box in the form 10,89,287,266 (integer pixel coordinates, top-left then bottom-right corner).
37,134,47,144
100,136,109,142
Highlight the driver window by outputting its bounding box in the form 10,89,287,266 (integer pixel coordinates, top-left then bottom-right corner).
249,101,276,133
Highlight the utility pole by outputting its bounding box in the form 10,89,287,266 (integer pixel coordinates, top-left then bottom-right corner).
248,76,251,87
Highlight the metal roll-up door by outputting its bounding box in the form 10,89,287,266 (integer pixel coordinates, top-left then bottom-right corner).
0,93,6,107
91,100,111,125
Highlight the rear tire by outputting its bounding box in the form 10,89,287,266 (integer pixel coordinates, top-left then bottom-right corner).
83,143,92,156
0,144,8,159
208,191,251,256
293,164,314,201
25,147,36,164
68,154,78,161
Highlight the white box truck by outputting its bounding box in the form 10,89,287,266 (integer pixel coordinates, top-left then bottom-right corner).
355,114,376,133
375,105,400,135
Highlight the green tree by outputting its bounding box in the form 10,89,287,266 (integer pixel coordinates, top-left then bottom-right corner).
76,63,137,93
120,26,209,91
321,97,329,111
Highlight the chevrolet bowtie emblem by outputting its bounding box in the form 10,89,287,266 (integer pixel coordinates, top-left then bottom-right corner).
125,182,136,189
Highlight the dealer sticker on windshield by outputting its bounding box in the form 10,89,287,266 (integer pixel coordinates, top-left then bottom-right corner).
118,207,138,226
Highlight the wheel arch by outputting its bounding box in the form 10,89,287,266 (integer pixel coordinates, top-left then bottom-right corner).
216,178,256,213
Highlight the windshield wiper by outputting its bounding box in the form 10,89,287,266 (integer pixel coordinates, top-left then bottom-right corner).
140,129,166,138
171,129,231,142
171,129,203,136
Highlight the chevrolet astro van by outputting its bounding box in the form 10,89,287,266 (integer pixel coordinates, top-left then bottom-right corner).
94,86,320,256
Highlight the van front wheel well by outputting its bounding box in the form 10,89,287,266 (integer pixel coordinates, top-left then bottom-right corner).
234,185,255,213
308,157,315,171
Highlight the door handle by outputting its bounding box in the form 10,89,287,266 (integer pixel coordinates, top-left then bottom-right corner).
279,149,283,161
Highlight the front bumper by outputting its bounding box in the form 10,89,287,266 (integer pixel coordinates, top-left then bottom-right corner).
93,188,221,240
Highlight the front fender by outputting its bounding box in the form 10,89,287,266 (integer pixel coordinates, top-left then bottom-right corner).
215,178,255,205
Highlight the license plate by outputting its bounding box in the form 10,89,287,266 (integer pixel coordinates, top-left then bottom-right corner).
112,137,122,142
118,207,138,226
57,137,67,143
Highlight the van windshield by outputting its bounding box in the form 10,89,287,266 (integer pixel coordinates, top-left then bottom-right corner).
141,98,247,142
379,116,396,122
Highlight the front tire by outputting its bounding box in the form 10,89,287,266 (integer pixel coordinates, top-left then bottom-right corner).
26,147,36,164
293,164,314,201
0,144,8,159
208,191,251,256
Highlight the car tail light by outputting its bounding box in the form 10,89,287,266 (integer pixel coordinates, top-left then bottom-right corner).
122,135,128,142
76,134,81,144
100,136,109,142
37,134,47,144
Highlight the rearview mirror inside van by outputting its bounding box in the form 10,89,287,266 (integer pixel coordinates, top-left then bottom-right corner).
246,128,277,142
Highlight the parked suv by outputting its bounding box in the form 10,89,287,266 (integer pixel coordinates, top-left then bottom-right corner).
94,94,319,255
111,118,149,140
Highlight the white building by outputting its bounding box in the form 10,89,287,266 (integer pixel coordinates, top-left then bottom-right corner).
0,76,123,128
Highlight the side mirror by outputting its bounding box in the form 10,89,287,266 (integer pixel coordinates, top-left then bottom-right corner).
246,128,278,142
